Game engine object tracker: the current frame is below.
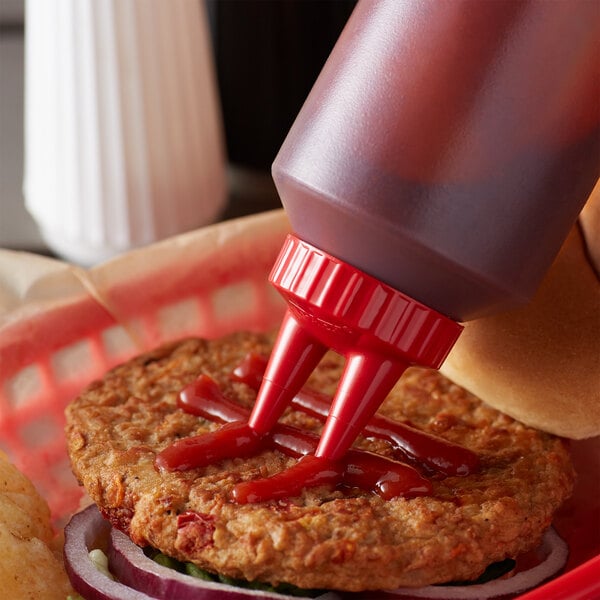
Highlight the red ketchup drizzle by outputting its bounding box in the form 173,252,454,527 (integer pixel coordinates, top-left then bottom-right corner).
232,352,479,477
155,374,432,502
155,352,479,504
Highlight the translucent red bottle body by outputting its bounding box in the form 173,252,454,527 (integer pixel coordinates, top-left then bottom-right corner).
249,0,600,462
273,0,600,321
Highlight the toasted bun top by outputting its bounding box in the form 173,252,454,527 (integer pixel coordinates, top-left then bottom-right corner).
440,189,600,439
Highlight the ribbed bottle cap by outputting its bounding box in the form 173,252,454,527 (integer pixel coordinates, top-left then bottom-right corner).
270,234,462,368
249,234,463,460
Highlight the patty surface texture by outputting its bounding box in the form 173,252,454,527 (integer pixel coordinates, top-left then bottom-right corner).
65,333,574,591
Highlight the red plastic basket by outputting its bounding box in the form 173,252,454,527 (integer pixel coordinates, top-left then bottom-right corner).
0,211,289,521
0,210,597,598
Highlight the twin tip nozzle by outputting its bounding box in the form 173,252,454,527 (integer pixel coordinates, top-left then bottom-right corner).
247,235,463,461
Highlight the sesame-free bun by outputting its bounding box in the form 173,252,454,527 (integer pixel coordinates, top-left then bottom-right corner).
580,179,600,275
440,190,600,439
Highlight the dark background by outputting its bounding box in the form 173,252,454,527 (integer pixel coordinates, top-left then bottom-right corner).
207,0,356,218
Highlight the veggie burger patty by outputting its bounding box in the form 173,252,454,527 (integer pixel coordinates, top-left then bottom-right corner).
65,332,574,591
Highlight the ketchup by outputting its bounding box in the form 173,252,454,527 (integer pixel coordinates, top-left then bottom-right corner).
155,353,479,503
234,352,479,477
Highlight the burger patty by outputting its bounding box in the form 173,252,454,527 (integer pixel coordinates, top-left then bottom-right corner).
65,332,575,591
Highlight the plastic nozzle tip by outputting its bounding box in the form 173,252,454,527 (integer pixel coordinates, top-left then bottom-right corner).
248,309,327,434
248,378,288,435
315,353,408,461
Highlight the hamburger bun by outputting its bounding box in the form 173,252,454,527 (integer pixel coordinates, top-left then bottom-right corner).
580,179,600,275
440,192,600,439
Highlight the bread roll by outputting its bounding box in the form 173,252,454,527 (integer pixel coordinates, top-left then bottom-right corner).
440,193,600,439
580,179,600,275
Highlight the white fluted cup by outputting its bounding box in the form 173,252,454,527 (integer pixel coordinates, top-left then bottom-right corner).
24,0,227,266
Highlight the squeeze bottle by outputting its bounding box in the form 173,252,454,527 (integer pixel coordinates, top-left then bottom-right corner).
248,0,600,461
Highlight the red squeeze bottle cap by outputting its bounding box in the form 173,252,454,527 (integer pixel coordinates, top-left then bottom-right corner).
248,234,463,461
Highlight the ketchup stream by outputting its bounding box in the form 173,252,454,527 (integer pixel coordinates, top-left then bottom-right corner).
233,352,478,477
155,353,479,503
156,375,432,502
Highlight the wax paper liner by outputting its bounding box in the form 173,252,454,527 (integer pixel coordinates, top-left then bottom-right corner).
0,209,597,598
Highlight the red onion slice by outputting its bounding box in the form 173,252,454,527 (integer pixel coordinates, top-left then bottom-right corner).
63,504,156,600
66,504,568,600
384,527,568,599
108,519,343,600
